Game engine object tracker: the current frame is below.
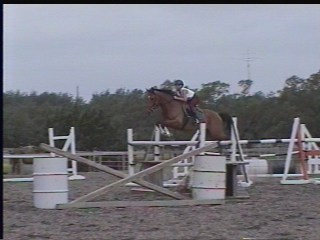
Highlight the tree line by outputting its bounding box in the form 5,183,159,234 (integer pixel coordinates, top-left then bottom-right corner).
3,70,320,151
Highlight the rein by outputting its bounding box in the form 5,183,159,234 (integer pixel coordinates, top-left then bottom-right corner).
148,90,175,113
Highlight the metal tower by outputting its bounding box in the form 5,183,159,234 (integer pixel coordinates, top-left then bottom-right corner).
238,50,260,95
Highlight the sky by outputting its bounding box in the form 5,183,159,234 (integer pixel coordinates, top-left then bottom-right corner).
3,4,320,102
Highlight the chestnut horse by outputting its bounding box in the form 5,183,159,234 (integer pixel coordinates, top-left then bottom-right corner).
146,87,233,140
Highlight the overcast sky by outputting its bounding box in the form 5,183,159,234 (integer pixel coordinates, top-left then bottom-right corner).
4,4,320,102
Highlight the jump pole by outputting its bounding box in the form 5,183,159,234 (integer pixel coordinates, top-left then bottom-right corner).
154,126,161,161
127,128,135,176
230,117,250,185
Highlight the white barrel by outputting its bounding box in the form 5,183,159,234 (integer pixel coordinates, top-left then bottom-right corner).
245,158,268,175
192,155,226,200
33,157,68,209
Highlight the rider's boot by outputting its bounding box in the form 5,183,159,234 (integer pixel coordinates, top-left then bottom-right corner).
195,108,206,123
189,110,199,123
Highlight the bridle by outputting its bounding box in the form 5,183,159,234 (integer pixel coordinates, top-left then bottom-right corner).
147,95,159,113
147,90,175,114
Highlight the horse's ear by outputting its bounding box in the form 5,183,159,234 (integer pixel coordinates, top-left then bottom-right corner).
146,87,154,93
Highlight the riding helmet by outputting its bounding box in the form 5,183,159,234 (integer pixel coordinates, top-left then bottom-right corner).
174,79,184,86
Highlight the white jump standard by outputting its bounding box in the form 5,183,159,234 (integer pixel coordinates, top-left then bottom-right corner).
3,126,85,182
48,127,85,180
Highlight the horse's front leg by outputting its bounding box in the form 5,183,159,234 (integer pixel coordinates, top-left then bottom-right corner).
156,122,172,137
157,118,181,136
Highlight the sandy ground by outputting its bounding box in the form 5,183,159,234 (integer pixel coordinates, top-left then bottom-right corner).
3,172,320,240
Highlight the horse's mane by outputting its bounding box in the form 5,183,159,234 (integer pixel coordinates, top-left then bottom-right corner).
147,87,176,96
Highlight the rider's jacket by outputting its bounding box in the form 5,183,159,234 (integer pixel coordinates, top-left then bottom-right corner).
176,87,195,100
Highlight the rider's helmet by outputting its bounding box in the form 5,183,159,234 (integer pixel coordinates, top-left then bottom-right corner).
174,79,184,87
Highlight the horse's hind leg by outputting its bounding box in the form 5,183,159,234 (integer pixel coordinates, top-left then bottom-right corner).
207,125,228,141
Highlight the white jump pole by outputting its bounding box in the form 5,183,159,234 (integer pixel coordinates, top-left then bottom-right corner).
69,127,78,177
172,130,200,180
154,126,161,162
230,117,237,162
128,138,320,146
127,129,135,176
125,128,140,187
199,123,206,149
229,117,251,185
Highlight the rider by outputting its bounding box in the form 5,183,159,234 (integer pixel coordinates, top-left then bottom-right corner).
173,79,206,123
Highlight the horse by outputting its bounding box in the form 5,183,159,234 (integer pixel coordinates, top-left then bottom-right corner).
8,145,44,174
146,87,233,141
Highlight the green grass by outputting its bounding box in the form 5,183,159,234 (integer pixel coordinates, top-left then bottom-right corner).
3,163,12,174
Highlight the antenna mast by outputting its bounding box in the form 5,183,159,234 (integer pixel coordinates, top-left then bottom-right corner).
238,50,260,95
244,49,256,80
76,86,80,100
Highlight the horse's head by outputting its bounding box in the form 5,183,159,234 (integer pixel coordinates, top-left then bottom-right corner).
146,87,176,114
146,87,161,114
10,145,43,154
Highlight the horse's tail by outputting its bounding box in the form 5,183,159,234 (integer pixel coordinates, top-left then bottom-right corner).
218,112,233,137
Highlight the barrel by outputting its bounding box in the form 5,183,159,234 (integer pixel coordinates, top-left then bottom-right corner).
245,158,269,175
270,159,296,174
33,157,68,209
192,155,226,200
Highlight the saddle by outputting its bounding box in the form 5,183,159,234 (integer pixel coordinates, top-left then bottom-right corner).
181,104,204,127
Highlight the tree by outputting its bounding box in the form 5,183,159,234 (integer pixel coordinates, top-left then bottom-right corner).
283,75,305,92
159,79,174,90
303,70,320,91
238,79,253,96
3,70,320,149
197,81,230,106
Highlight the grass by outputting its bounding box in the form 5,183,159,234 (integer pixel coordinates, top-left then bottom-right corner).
3,163,12,174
